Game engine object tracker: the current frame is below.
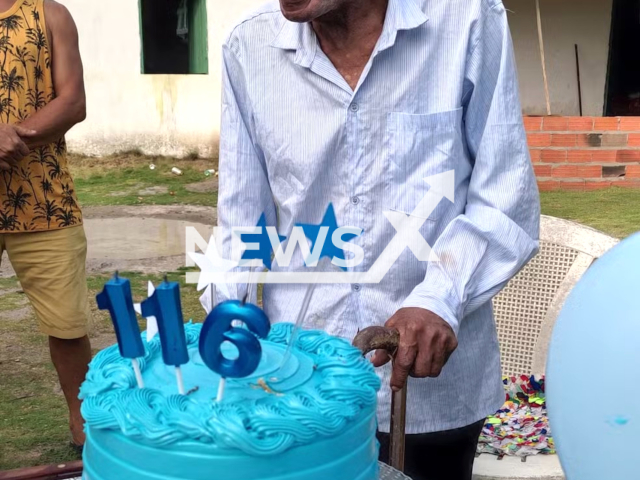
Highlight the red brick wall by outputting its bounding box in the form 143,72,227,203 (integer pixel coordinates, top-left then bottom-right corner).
526,116,640,191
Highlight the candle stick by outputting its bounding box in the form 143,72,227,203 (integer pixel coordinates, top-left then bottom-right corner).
131,358,144,388
277,279,318,372
216,378,226,402
175,364,185,395
277,259,338,372
96,272,146,388
140,276,189,395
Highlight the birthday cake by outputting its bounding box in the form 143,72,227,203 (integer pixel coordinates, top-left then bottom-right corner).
79,321,381,480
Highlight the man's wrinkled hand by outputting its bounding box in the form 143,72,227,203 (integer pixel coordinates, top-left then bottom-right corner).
371,307,458,392
0,124,36,170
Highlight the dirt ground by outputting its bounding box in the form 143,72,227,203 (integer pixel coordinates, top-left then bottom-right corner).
0,205,216,278
82,204,215,224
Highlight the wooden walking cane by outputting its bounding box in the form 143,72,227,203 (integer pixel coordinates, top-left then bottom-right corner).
353,326,406,472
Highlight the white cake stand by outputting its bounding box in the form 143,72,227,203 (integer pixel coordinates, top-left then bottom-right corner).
379,462,412,479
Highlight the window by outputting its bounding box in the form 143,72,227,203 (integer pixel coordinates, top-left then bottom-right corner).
605,0,640,115
139,0,208,75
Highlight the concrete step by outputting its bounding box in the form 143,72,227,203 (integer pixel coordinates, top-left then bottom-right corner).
473,454,565,480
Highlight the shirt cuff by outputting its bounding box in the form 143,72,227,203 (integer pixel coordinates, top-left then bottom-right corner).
401,290,461,337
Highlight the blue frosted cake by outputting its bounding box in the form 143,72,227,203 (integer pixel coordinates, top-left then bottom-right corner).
79,322,381,480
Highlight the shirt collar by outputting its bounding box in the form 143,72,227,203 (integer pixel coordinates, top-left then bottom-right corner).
270,0,428,65
270,16,318,67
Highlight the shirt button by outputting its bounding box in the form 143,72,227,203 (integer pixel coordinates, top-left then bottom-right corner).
352,284,361,292
350,103,359,112
351,196,360,205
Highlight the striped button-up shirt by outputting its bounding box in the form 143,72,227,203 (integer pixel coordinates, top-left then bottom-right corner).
217,0,540,433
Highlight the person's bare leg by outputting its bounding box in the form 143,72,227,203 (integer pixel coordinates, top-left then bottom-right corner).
49,335,92,446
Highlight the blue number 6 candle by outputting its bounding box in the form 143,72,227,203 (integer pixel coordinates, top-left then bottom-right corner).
199,300,270,400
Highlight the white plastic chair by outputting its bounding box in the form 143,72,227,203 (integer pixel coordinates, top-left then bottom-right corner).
473,215,619,480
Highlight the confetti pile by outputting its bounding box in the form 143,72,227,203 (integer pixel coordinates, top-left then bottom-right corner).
477,375,556,457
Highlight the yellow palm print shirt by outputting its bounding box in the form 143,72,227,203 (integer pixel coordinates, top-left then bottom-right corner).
0,0,82,232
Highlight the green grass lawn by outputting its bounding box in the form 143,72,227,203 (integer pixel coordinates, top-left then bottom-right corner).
67,152,639,238
540,188,640,239
70,152,218,208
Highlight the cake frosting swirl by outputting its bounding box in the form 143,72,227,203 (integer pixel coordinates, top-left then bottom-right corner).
80,322,381,471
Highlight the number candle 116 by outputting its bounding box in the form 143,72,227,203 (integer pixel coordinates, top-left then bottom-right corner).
98,274,272,400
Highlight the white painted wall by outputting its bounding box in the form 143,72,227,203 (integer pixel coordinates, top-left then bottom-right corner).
62,0,613,156
62,0,263,157
505,0,613,117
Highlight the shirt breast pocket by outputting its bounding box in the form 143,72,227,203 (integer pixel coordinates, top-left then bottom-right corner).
386,108,464,222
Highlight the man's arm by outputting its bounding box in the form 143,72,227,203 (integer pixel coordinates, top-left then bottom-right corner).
374,0,540,390
215,43,277,304
19,0,86,148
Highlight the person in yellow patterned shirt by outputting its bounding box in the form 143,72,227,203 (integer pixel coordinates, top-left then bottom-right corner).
0,0,90,449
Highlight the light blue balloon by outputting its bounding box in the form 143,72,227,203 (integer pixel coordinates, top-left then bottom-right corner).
547,232,640,480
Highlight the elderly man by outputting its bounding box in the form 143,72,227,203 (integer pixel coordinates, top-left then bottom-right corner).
216,0,540,478
0,0,89,449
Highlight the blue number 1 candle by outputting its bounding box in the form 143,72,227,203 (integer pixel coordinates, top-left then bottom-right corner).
141,278,189,394
96,273,145,388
